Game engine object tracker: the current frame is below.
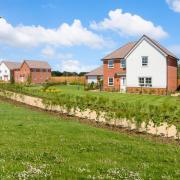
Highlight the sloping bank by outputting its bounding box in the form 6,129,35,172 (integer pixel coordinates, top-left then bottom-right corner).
0,89,179,140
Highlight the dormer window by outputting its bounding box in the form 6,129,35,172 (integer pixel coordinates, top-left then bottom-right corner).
142,56,148,66
108,60,114,68
121,59,126,68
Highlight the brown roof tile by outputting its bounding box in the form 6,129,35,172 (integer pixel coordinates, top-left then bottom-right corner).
102,42,136,60
86,66,103,76
1,61,21,70
24,60,51,69
144,35,177,58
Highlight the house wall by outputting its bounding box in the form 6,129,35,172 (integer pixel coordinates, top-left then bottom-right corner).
103,59,126,91
14,62,51,84
167,56,178,92
15,62,31,83
87,76,98,83
126,39,167,89
86,75,103,84
0,63,11,81
31,69,51,84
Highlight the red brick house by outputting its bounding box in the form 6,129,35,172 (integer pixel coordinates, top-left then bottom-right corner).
102,35,178,94
14,60,51,84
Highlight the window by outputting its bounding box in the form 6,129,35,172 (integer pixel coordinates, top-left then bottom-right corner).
121,59,126,68
34,68,36,80
142,56,148,66
108,77,114,86
0,70,1,74
139,77,152,87
40,69,43,79
5,70,7,73
108,60,114,68
46,69,49,80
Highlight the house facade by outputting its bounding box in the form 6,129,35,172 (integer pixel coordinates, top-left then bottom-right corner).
0,61,21,81
85,66,103,84
103,35,178,94
14,60,51,84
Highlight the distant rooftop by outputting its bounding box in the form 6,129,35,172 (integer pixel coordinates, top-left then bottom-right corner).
86,66,103,76
24,60,51,69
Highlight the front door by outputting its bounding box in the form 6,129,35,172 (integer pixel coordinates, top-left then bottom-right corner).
120,76,126,92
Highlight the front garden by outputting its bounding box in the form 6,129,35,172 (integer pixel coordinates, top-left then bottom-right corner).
0,83,179,135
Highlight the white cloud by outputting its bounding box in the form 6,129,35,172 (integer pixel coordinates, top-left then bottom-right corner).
166,0,180,12
0,18,105,49
57,59,97,73
41,46,56,58
90,9,168,39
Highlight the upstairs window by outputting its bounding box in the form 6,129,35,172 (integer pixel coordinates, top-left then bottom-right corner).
108,60,114,68
121,59,126,68
139,77,152,87
142,56,148,66
108,77,114,86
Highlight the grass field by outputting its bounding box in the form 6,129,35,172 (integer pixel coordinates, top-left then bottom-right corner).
26,84,180,106
0,99,180,179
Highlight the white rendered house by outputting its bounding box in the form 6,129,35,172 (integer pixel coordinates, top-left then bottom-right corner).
0,61,21,81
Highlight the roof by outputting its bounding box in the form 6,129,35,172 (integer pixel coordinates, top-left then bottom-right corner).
1,61,21,70
103,35,178,60
102,42,136,60
24,60,51,69
144,35,177,59
86,66,103,76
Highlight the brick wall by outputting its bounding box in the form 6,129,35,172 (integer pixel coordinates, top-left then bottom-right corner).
167,56,178,92
127,87,167,95
14,62,51,84
103,59,126,91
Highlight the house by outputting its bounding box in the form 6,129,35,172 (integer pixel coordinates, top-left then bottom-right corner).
102,35,178,94
85,66,103,84
14,60,51,84
0,61,21,81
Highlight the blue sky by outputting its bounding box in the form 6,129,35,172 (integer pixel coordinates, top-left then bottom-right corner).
0,0,179,72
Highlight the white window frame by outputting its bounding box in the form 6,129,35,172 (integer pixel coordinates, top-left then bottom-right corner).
108,77,114,86
138,77,152,87
142,56,148,67
108,60,114,68
120,59,126,68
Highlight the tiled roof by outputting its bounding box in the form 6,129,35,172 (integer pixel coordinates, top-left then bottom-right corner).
102,42,136,60
103,35,178,60
144,35,177,58
86,66,103,76
1,61,21,70
24,60,51,69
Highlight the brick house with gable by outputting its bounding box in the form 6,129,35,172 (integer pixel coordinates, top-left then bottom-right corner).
102,35,178,94
14,60,51,84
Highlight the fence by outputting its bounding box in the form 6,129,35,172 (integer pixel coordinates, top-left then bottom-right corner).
50,76,86,85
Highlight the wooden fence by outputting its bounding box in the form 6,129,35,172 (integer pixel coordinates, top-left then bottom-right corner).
50,76,86,84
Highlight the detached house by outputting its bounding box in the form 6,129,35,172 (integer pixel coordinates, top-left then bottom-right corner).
85,66,103,84
103,35,178,94
14,60,51,84
0,61,21,81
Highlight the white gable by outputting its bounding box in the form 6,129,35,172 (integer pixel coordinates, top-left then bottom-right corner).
126,38,167,88
0,62,11,81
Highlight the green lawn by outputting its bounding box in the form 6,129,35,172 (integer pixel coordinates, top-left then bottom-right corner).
0,100,180,179
26,84,180,106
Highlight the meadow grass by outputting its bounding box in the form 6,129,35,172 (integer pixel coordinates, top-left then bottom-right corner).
26,84,180,107
0,100,180,179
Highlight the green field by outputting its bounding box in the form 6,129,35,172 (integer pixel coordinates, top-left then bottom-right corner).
0,99,180,179
25,84,180,106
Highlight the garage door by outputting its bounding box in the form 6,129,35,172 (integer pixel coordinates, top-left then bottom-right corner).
87,76,97,83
